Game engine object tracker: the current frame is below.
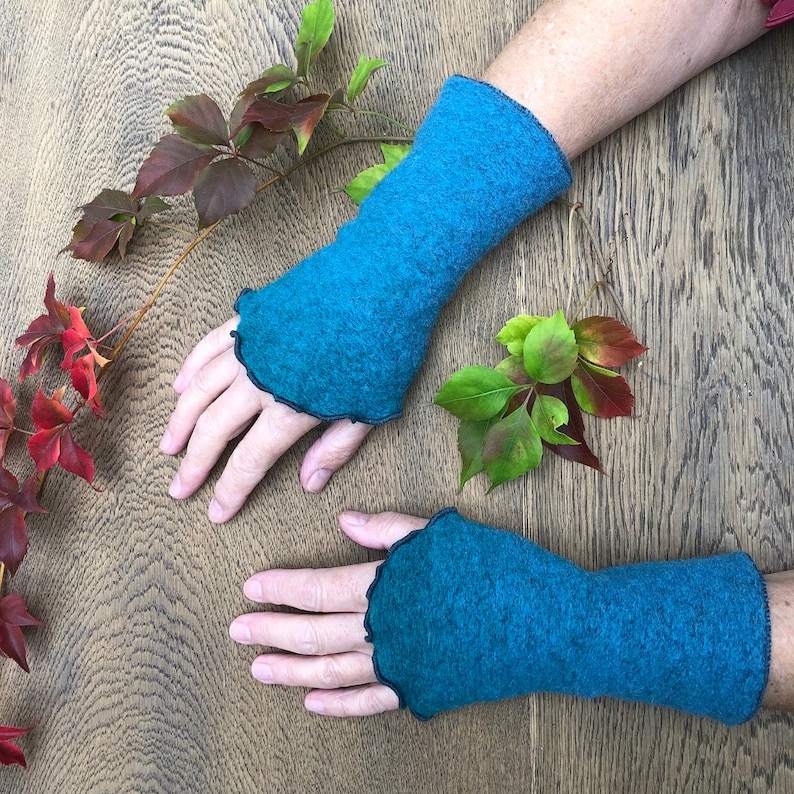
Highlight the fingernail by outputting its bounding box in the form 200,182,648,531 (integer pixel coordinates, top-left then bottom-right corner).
306,468,332,493
252,661,273,683
244,578,263,601
168,473,182,498
208,499,225,523
173,373,185,392
305,698,325,714
229,621,251,643
342,511,370,526
159,429,171,453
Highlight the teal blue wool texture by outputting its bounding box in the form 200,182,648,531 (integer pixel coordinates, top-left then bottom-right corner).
233,76,572,423
365,510,771,725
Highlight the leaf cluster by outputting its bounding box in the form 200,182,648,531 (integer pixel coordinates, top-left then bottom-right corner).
434,311,647,491
66,0,402,259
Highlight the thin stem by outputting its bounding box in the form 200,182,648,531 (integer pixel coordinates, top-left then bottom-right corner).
0,562,4,593
142,220,197,240
236,154,284,176
565,201,583,319
349,109,416,134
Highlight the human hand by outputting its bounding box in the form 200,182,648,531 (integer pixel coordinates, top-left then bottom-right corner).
159,317,373,523
229,510,428,716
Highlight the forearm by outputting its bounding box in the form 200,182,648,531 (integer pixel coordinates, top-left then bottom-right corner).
483,0,769,159
764,572,794,712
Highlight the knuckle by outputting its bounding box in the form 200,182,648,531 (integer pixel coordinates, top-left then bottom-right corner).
295,621,321,656
230,443,265,476
318,656,345,689
298,576,324,613
194,411,224,441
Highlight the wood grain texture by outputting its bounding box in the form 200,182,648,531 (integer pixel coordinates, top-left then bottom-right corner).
0,1,792,791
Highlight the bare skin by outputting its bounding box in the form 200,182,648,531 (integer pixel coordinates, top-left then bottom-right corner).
160,0,769,523
229,510,794,718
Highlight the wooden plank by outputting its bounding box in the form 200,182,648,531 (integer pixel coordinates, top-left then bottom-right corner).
0,0,792,791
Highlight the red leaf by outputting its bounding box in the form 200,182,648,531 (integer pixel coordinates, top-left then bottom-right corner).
290,94,330,155
539,381,603,471
0,506,29,575
0,467,44,514
0,379,16,457
240,98,295,134
79,189,136,221
61,307,109,370
0,594,43,673
28,427,62,473
30,388,73,431
238,126,285,159
571,361,634,418
58,428,94,483
15,274,71,380
166,94,229,146
572,316,648,368
0,724,34,768
132,135,219,199
192,158,257,228
69,353,98,402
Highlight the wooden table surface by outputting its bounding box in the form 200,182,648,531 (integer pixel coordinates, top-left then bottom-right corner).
1,1,792,791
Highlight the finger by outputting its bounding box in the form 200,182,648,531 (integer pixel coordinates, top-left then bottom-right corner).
161,350,245,455
244,562,381,613
304,684,400,717
209,401,320,522
338,510,430,551
250,651,376,689
169,377,265,498
173,316,239,393
300,420,374,493
229,612,368,656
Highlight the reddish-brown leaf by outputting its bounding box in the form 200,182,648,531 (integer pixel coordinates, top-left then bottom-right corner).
239,65,296,102
58,428,94,483
0,724,35,769
166,94,229,146
67,218,129,262
572,316,648,368
15,274,71,380
239,98,295,134
192,158,257,228
132,135,219,199
539,381,603,471
60,306,109,371
290,94,330,155
79,189,136,221
0,594,43,673
571,361,634,418
0,379,16,457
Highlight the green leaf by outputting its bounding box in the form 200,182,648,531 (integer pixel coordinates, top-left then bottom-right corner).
495,314,545,355
523,310,579,384
240,65,297,102
295,0,335,79
530,394,578,445
342,143,411,204
457,418,495,491
482,405,542,491
347,55,387,104
570,361,634,418
434,365,522,421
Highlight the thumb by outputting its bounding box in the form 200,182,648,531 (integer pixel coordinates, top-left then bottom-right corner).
339,510,430,550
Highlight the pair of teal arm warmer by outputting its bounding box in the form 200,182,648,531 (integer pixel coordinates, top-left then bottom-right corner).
233,78,771,723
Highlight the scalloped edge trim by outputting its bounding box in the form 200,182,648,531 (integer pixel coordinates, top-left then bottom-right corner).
363,507,459,722
230,299,402,426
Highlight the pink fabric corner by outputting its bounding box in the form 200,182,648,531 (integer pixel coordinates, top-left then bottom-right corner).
765,0,794,28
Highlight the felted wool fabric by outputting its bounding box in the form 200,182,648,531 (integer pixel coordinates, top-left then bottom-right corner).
364,509,771,725
233,76,572,424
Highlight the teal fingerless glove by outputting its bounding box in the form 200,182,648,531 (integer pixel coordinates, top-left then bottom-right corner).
364,509,771,725
233,76,572,423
